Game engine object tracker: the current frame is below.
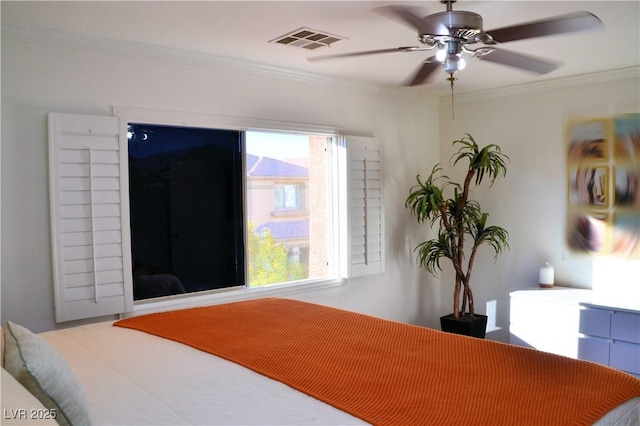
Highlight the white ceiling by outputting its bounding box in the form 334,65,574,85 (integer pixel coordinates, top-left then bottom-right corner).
2,1,639,96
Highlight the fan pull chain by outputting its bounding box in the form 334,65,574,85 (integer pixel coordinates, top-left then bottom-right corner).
447,73,457,119
451,83,455,120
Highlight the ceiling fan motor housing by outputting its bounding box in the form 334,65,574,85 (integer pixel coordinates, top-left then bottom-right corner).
421,11,483,40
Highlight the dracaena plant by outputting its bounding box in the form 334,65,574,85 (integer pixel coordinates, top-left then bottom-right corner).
405,134,510,319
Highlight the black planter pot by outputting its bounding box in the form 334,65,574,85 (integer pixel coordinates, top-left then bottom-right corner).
440,313,488,339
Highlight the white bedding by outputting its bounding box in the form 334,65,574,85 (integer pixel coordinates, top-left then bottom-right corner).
40,321,639,426
41,321,364,425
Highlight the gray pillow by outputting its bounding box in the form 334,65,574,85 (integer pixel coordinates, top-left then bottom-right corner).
3,321,91,426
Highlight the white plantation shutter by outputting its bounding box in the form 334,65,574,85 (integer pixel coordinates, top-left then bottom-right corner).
48,113,133,322
347,136,385,277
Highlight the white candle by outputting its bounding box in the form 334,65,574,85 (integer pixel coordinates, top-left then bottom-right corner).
539,262,554,288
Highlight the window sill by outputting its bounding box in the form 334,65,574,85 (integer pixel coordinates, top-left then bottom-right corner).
130,277,346,317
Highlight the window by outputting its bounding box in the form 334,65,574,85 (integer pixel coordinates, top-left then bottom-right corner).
246,131,333,287
48,111,384,322
127,124,245,300
274,185,300,210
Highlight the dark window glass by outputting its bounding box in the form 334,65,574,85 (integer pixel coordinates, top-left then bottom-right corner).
128,123,244,300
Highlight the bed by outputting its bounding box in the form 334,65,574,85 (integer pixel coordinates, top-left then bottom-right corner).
2,297,640,425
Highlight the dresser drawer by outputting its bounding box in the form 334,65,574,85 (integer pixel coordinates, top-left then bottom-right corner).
579,308,611,338
610,342,640,375
611,312,640,344
578,337,610,366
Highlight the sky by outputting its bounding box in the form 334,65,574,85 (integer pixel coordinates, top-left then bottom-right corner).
246,130,309,160
127,126,313,160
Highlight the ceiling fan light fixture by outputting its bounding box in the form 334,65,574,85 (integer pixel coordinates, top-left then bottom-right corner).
443,54,464,74
437,40,466,74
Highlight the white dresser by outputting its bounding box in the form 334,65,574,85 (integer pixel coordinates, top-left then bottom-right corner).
510,287,640,378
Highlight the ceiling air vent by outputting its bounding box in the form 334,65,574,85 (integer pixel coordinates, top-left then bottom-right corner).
270,28,345,50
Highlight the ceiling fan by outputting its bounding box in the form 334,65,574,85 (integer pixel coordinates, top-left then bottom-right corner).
308,0,604,88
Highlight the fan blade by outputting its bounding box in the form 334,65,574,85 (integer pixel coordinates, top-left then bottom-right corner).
477,48,561,75
308,47,425,62
404,59,441,86
487,11,603,43
373,6,438,35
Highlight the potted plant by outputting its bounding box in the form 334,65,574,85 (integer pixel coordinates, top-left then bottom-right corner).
405,134,509,338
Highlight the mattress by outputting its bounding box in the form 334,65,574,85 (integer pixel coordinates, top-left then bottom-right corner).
41,321,640,426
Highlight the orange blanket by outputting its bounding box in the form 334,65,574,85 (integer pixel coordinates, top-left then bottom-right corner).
114,298,640,425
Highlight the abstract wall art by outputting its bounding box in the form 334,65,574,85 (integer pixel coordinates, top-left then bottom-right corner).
565,114,640,259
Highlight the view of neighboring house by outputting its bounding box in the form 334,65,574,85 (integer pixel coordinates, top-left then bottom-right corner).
245,135,330,281
246,154,310,265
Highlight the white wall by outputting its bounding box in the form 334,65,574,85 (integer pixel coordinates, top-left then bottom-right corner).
1,36,440,333
438,70,640,341
5,34,635,340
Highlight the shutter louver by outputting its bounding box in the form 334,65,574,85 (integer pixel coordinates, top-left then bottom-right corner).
49,113,133,322
347,136,384,277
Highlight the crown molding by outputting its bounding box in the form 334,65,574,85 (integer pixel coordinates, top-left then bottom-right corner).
440,66,640,104
5,22,631,104
1,22,409,98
